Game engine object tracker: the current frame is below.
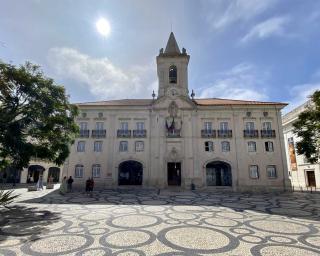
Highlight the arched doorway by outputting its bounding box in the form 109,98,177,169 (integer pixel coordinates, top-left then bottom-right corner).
27,165,45,183
206,161,232,186
48,167,60,183
118,161,143,185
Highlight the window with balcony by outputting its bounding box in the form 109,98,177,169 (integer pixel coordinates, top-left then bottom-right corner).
94,141,103,152
77,141,85,152
133,122,146,137
245,122,255,130
267,165,277,178
205,141,214,152
248,141,256,152
221,141,230,152
265,141,274,152
119,141,128,152
169,65,177,83
220,122,228,131
75,164,84,178
135,141,144,152
120,122,129,130
78,122,89,137
96,122,104,130
262,122,272,130
204,122,212,131
92,164,101,178
136,122,144,130
249,165,259,179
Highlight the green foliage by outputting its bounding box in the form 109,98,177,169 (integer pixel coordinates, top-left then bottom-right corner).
293,90,320,164
0,61,79,171
0,190,20,207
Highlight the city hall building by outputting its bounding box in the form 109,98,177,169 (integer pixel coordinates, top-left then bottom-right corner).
63,33,290,191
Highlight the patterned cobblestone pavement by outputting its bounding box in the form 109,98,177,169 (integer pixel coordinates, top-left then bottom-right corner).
1,188,320,255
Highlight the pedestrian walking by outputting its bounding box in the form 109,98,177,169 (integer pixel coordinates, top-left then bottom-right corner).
36,175,44,190
59,176,67,195
85,177,91,195
67,176,74,192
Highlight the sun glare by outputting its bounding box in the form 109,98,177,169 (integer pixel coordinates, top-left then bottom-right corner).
96,18,111,37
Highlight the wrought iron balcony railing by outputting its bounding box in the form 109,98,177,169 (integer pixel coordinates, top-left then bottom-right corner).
91,129,106,138
117,130,131,138
243,130,259,138
201,129,216,138
261,130,276,138
217,130,232,138
79,129,90,138
166,129,181,138
133,129,147,138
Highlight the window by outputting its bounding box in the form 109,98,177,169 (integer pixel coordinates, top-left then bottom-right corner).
79,122,88,130
96,122,104,130
248,141,256,152
94,141,103,152
245,122,255,131
265,141,274,152
220,122,228,131
249,165,259,179
120,122,129,131
136,122,144,130
135,141,144,152
204,122,212,131
221,141,230,152
267,165,277,178
81,112,87,118
77,141,85,152
262,121,272,131
169,65,177,83
205,141,214,152
98,112,103,118
119,141,128,152
92,164,101,178
75,165,84,178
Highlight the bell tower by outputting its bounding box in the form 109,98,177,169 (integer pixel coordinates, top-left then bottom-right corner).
156,32,190,99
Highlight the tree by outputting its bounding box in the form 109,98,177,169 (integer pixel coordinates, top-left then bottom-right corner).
0,61,79,174
293,90,320,164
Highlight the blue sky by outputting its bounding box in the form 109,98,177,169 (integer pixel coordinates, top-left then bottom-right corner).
1,0,320,113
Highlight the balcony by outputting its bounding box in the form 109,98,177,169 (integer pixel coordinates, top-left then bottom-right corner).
133,129,147,138
117,130,131,138
166,129,181,138
79,129,90,138
217,130,232,138
201,129,216,138
243,130,259,138
261,130,276,138
91,129,106,138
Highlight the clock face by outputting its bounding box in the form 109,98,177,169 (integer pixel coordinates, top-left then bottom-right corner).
168,89,179,98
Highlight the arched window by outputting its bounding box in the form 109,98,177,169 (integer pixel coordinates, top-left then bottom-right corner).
169,65,177,83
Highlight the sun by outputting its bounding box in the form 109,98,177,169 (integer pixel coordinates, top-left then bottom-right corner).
96,18,111,37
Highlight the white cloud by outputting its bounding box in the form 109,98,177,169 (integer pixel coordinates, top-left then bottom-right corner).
199,63,269,101
241,16,290,43
47,47,157,100
283,83,320,113
207,0,277,29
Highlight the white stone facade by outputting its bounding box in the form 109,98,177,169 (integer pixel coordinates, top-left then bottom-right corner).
63,33,290,192
283,101,320,191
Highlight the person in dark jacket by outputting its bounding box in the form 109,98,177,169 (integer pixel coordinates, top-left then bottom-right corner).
67,176,74,192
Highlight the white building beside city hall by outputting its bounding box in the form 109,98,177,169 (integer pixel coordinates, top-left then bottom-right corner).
61,33,291,192
283,101,320,191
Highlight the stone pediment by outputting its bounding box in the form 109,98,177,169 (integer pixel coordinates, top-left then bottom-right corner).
152,95,196,110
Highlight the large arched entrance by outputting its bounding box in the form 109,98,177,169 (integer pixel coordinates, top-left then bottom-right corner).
206,161,232,186
27,165,45,183
118,161,143,185
48,167,60,183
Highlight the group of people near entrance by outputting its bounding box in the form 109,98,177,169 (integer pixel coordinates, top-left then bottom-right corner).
59,176,95,196
59,176,74,195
